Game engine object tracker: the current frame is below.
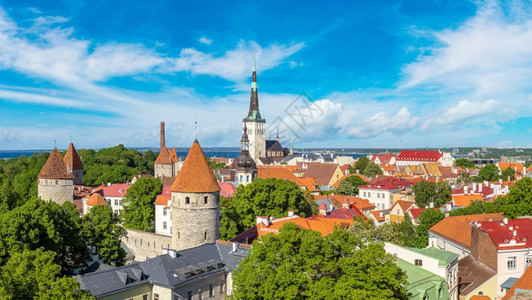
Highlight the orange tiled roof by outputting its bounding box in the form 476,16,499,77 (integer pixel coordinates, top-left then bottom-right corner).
299,177,319,192
392,200,416,213
498,162,526,175
283,165,299,172
169,147,178,163
332,174,368,188
452,194,484,207
257,215,351,238
38,148,74,179
63,142,83,170
429,213,504,249
86,193,107,206
171,140,220,193
501,258,532,299
258,166,314,191
155,146,173,165
371,210,385,222
470,295,491,300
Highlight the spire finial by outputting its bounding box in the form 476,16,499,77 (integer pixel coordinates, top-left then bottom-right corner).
194,113,198,140
253,52,256,72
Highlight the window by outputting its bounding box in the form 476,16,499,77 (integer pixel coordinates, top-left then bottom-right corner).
247,175,250,182
377,193,380,198
508,256,517,270
119,200,122,206
154,294,159,300
527,256,532,269
204,196,208,204
163,208,167,216
415,259,423,266
363,192,366,197
187,291,192,300
368,192,371,197
205,231,208,240
209,284,214,297
239,175,243,182
382,193,385,198
397,209,400,215
185,197,190,204
178,231,180,239
114,209,118,214
115,199,118,206
163,222,167,230
143,295,148,300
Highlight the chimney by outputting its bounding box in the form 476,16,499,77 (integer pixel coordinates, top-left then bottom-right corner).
513,230,517,237
503,217,508,225
464,186,468,194
499,178,503,184
473,182,477,192
232,242,239,252
319,202,327,216
288,210,294,217
342,198,350,209
479,184,483,193
379,211,383,218
160,122,165,149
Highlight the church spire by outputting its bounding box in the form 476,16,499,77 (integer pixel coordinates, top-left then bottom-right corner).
245,54,264,122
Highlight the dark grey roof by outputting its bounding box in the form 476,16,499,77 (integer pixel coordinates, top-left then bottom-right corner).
77,242,249,297
266,140,284,152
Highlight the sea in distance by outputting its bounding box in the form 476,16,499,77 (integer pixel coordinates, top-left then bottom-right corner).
0,148,366,160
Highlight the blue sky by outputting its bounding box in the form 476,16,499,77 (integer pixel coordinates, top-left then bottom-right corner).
0,0,531,150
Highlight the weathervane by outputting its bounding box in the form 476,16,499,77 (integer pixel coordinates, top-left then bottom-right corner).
194,113,198,140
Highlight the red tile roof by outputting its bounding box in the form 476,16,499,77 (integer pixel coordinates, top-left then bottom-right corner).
408,208,426,219
429,213,504,250
171,140,220,193
154,186,172,205
38,148,74,179
477,218,532,250
370,153,397,164
501,258,532,299
359,177,413,190
155,146,173,164
63,143,83,170
257,215,352,237
397,150,443,162
498,162,526,176
100,183,132,198
391,200,416,213
218,181,237,198
86,193,108,206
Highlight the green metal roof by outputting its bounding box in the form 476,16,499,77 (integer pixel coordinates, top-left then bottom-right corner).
396,259,449,300
400,246,459,266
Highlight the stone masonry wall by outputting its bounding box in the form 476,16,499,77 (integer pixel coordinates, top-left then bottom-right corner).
122,229,172,261
173,271,226,300
471,226,498,272
38,179,73,205
72,169,83,185
155,164,173,178
171,191,220,250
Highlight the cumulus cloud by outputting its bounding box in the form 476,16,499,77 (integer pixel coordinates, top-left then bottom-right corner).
434,99,499,126
199,36,212,45
347,107,419,138
0,127,15,143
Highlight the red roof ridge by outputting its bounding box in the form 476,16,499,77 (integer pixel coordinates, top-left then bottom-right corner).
171,140,220,193
38,148,74,179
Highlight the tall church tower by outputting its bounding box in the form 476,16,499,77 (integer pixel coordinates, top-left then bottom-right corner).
235,124,257,186
38,148,74,204
243,56,266,164
170,139,220,250
63,142,83,185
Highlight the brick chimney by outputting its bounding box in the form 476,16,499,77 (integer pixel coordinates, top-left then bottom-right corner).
342,197,350,209
160,122,165,149
319,202,327,216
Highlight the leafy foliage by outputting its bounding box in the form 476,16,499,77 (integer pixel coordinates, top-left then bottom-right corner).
353,156,370,174
206,157,229,169
336,175,367,196
501,167,516,181
232,223,407,300
496,177,532,219
120,176,163,231
478,163,499,181
82,205,126,266
413,181,451,208
363,162,383,178
410,209,445,248
219,178,314,240
454,158,475,169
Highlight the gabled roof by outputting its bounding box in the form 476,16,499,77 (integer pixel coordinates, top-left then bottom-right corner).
38,148,74,179
86,193,108,206
370,153,396,164
477,218,532,250
408,208,426,219
256,215,352,237
498,162,526,175
458,255,497,296
64,143,83,170
501,259,532,299
452,194,484,207
302,163,341,186
258,166,315,191
171,140,220,193
371,210,386,222
391,200,416,213
397,150,443,162
429,213,504,250
154,186,172,206
154,146,173,165
100,183,132,198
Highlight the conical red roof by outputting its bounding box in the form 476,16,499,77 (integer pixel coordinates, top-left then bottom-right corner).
155,145,173,165
38,148,74,179
63,142,83,170
171,140,220,193
86,193,107,206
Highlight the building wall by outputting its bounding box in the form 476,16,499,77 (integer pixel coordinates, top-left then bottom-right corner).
72,169,83,185
460,274,498,300
171,191,220,251
105,196,124,215
359,187,393,210
496,248,531,297
244,121,266,164
38,179,74,204
173,272,226,300
327,167,344,186
471,227,498,272
439,153,455,167
235,170,255,186
428,233,471,259
155,204,172,236
99,284,151,300
385,243,441,275
122,229,173,261
155,164,173,178
152,285,173,300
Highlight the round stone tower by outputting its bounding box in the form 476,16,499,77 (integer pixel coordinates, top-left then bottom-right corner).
63,142,83,185
38,148,74,205
170,139,220,250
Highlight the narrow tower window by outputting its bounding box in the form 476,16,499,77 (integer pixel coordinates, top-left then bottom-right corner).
205,231,208,241
204,196,208,204
185,197,190,204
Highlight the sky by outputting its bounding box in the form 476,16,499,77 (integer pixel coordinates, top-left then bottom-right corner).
0,0,531,150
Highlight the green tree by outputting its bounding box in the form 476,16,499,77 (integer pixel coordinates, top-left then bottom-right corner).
525,162,531,168
449,200,501,217
354,156,370,174
232,223,407,300
335,180,356,196
410,209,444,248
363,162,383,178
82,205,126,266
457,172,473,184
219,178,314,240
0,249,94,300
341,175,368,195
497,177,532,219
120,177,163,231
413,181,451,208
454,158,475,169
397,214,416,247
479,163,500,181
501,167,516,181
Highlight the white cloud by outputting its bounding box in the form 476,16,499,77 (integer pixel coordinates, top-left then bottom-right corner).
0,127,15,143
347,107,419,138
434,99,499,126
199,36,212,45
